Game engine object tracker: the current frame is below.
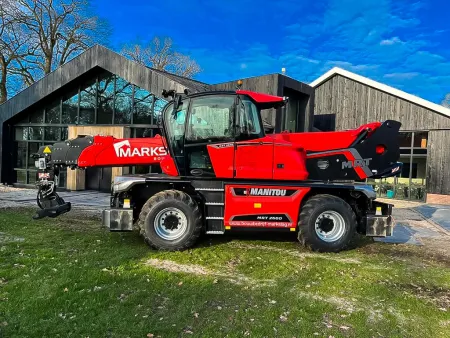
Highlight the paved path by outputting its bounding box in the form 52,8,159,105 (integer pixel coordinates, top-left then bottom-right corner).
414,204,450,233
375,207,448,245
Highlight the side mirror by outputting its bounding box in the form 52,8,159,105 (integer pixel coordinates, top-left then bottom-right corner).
172,94,183,119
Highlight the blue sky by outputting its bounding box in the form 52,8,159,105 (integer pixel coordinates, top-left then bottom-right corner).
94,0,450,104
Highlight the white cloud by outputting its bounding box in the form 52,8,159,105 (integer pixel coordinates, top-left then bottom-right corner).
384,72,420,80
295,55,320,64
325,60,379,72
380,36,404,45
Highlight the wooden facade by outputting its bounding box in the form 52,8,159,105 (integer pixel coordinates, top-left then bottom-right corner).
314,73,450,196
314,74,450,131
427,130,450,195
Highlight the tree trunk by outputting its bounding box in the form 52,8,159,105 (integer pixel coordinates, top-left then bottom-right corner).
0,83,7,104
44,55,52,74
0,61,7,104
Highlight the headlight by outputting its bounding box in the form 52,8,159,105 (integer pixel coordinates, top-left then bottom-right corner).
112,176,146,193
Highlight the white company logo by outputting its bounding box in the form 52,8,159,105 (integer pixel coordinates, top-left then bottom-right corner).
249,188,287,196
113,140,167,157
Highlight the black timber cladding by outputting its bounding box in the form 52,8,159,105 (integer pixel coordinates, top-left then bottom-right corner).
0,45,210,183
211,74,314,133
427,130,450,195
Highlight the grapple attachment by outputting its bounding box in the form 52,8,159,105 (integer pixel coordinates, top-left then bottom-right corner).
34,184,71,219
31,147,72,220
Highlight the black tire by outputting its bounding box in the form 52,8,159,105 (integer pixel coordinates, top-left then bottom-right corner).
137,190,202,251
298,194,357,253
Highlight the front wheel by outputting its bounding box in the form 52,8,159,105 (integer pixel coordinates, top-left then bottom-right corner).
137,190,203,251
298,194,356,252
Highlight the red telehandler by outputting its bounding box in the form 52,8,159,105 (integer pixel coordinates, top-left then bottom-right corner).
31,87,402,252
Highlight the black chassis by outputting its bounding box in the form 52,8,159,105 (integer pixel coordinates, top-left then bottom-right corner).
103,174,394,237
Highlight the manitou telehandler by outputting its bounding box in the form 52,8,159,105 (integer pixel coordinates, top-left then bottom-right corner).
31,87,402,252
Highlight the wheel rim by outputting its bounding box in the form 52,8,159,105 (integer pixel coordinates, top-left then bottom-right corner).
154,207,188,241
314,211,346,242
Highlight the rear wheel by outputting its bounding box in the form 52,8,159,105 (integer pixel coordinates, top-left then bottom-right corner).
137,190,202,251
298,194,356,252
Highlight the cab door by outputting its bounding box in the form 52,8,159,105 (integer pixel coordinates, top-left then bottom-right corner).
234,96,274,179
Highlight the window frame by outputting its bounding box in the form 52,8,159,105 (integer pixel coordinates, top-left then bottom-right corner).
236,95,265,141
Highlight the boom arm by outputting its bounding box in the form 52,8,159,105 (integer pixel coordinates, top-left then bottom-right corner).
39,134,170,169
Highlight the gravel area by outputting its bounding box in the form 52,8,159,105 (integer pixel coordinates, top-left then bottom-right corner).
0,184,27,193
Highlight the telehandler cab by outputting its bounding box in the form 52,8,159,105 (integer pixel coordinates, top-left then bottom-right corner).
32,87,402,252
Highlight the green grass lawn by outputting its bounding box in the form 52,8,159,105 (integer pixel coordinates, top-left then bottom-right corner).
1,208,449,338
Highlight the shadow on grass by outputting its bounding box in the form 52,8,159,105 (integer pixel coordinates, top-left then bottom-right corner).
360,241,450,267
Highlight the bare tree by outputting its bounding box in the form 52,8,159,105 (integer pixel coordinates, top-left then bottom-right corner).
121,37,201,78
12,0,110,83
442,93,450,108
0,0,36,103
170,52,202,78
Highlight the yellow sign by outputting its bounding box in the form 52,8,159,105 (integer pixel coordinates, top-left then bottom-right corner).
43,146,52,154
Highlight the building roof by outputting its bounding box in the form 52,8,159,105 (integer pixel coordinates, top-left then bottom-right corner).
310,67,450,118
0,44,210,125
149,67,210,93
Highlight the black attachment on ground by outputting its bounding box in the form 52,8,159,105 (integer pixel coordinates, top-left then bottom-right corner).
33,201,71,220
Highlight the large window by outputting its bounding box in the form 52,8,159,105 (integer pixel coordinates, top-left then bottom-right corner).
11,71,168,188
114,77,133,124
97,73,114,124
134,87,153,124
62,90,78,124
46,100,61,124
79,80,96,124
369,131,428,201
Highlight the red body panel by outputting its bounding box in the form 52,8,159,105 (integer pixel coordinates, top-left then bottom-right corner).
271,122,381,152
236,90,285,104
273,140,308,180
207,143,235,178
234,137,274,179
206,137,309,180
224,184,310,228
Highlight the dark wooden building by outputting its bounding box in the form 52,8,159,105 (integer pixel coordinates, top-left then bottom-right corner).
212,74,314,133
0,45,314,190
311,67,450,201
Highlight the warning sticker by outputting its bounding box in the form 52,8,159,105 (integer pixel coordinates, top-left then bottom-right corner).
43,146,52,154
